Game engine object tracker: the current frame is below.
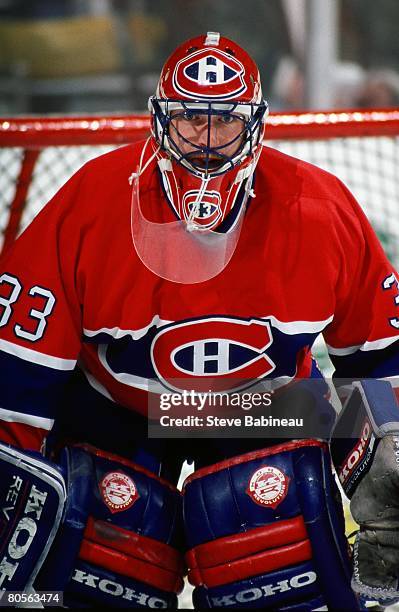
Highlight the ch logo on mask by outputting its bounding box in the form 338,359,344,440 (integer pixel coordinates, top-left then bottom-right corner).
185,55,238,86
182,190,222,228
173,49,247,99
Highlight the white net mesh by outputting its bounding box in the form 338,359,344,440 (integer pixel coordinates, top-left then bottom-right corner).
0,148,24,245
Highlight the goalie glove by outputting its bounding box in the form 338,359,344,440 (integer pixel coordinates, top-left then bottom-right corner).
330,379,399,605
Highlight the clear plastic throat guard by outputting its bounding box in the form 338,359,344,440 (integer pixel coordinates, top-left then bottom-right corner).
130,173,244,284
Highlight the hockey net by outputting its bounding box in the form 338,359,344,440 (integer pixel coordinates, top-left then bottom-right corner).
0,109,398,266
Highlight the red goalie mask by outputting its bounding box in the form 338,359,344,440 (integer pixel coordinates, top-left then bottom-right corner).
131,33,268,283
148,32,268,231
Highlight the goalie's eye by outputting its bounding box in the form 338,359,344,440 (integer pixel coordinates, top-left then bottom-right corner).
220,113,235,124
183,110,200,121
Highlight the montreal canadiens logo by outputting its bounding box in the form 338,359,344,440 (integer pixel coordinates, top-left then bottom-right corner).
100,471,139,514
151,317,276,392
183,190,222,228
247,466,289,509
173,48,247,99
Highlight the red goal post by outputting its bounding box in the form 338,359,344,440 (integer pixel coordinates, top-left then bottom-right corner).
0,108,398,265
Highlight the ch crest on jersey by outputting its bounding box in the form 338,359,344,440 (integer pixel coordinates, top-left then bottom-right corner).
173,48,247,99
151,316,275,392
182,190,222,228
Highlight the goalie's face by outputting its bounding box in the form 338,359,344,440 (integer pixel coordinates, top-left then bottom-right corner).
169,107,247,173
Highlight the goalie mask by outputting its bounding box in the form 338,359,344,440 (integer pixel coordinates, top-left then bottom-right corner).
131,32,268,283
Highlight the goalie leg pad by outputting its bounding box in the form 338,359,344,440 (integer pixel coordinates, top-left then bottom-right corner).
192,563,323,610
183,440,360,610
0,442,66,593
69,560,181,609
35,444,184,608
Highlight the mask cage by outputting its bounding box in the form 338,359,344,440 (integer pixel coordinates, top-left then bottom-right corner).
150,97,268,177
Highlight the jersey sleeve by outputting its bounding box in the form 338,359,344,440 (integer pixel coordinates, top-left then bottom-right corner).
323,179,399,382
0,166,87,450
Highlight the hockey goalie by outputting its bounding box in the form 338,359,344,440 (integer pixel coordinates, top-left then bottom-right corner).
1,31,399,609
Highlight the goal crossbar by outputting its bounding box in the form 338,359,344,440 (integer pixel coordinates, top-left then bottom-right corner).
1,109,398,147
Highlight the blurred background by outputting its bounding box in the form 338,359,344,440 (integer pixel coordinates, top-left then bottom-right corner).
0,0,398,116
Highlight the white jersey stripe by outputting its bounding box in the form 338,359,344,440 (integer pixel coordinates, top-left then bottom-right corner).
327,334,399,356
264,314,334,335
0,407,54,430
326,344,362,356
0,338,76,370
83,314,172,342
84,314,334,341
